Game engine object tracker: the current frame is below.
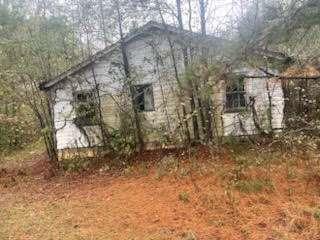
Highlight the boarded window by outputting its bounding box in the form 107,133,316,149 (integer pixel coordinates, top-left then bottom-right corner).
133,84,155,112
74,90,99,126
226,76,246,112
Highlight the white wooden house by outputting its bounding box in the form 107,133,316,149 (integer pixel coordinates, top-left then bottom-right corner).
39,21,284,158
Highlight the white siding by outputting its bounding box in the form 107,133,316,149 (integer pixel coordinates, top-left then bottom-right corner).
51,54,123,150
126,34,188,143
49,33,284,150
220,69,284,136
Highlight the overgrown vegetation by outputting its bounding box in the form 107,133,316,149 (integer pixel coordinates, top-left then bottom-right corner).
0,0,320,175
1,1,320,239
0,114,36,153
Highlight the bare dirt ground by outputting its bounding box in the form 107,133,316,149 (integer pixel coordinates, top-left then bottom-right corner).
1,146,320,240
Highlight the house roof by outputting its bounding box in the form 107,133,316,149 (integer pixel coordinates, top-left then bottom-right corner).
39,21,222,91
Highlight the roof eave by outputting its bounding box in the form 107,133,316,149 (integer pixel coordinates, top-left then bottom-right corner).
39,43,119,91
39,21,225,91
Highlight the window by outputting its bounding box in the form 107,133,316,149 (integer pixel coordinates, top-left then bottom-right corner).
74,90,99,126
226,75,246,112
133,84,155,112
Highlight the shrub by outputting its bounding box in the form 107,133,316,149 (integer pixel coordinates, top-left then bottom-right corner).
0,114,37,152
108,129,136,156
61,157,91,172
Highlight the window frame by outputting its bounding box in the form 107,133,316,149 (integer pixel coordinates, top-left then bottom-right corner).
73,89,99,126
225,75,247,113
132,83,155,112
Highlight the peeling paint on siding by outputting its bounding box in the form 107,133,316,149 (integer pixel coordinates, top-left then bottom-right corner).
50,33,284,150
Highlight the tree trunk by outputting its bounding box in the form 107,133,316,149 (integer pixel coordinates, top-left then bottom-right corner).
199,0,206,36
116,1,144,151
98,0,109,48
156,0,191,143
176,0,200,141
198,0,213,142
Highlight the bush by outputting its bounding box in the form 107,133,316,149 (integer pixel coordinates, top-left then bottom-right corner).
61,157,92,172
108,129,136,156
0,114,37,152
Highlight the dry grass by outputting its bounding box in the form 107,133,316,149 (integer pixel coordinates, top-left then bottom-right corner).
1,145,320,240
0,139,44,167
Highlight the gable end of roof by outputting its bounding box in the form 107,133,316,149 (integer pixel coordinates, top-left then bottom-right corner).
39,21,224,91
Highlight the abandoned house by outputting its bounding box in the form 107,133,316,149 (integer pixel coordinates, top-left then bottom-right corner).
39,21,285,158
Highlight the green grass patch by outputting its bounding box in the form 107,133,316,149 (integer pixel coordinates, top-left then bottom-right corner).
178,192,190,203
234,179,274,193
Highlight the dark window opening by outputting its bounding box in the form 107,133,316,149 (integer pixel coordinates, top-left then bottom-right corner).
226,75,246,112
74,90,99,126
133,84,155,112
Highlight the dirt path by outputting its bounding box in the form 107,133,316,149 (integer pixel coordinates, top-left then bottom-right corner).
1,151,320,240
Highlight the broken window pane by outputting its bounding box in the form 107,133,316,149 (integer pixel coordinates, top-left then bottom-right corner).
74,90,99,126
133,84,155,112
226,76,246,112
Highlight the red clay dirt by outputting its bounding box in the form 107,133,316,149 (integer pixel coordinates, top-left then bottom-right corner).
1,147,320,240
